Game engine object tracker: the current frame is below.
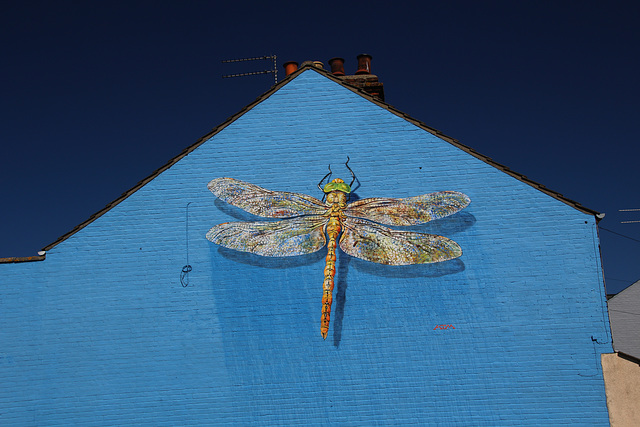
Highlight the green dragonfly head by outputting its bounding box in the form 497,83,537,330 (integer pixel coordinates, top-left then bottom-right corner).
323,178,351,194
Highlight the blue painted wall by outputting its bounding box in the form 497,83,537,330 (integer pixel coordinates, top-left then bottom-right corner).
0,69,612,425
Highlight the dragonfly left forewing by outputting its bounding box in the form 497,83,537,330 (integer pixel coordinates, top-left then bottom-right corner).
339,217,462,265
209,177,327,218
206,215,327,257
344,191,470,226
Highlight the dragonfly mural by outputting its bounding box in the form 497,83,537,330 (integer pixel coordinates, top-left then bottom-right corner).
206,160,470,339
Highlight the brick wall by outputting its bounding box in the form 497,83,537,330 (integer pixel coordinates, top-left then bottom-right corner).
0,69,612,425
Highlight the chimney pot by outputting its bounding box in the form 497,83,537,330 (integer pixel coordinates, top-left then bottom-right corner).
355,54,372,75
283,61,298,76
328,57,346,76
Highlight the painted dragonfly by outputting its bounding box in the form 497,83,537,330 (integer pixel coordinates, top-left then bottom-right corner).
206,162,470,339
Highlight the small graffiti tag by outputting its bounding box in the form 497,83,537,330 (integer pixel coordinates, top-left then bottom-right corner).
434,324,455,330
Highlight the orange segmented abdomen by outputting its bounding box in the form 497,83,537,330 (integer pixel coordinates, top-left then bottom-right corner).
321,216,342,339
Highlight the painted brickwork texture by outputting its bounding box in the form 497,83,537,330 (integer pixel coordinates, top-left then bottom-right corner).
0,70,612,425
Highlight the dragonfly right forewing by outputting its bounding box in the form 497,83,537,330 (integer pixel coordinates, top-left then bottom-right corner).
344,191,470,226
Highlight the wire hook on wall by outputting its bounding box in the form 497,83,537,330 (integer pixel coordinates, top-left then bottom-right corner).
181,202,193,287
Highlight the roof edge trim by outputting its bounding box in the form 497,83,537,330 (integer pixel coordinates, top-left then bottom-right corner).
313,67,600,217
39,63,598,254
617,351,640,365
41,66,312,252
0,255,46,264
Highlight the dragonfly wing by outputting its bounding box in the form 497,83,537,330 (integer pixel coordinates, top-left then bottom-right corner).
344,191,470,226
339,217,462,265
209,177,327,218
206,215,327,257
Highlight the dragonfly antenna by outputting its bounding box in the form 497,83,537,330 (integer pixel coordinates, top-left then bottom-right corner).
222,55,278,85
318,165,332,190
345,156,355,187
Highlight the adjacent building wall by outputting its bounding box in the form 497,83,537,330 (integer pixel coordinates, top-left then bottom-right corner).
608,280,640,358
602,352,640,426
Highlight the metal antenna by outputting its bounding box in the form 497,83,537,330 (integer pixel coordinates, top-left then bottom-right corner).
222,55,277,85
619,208,640,224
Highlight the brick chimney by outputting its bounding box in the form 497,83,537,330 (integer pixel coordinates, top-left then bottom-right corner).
284,54,385,101
334,54,385,101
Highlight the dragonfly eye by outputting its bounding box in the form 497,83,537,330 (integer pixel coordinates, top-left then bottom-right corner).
323,181,351,194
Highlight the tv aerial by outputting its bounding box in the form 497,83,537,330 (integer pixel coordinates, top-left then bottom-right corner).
619,208,640,224
222,55,277,85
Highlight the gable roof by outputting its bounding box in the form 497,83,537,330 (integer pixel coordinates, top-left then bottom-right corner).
0,64,601,263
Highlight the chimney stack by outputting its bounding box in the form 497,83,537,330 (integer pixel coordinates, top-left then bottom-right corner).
284,55,384,101
340,54,384,101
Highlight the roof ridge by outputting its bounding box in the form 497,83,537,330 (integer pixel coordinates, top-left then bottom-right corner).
313,66,600,217
38,67,308,253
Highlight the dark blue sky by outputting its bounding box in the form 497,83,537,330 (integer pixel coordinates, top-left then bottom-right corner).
2,1,639,294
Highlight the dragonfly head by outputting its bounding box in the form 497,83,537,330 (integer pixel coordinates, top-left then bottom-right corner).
323,178,351,194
